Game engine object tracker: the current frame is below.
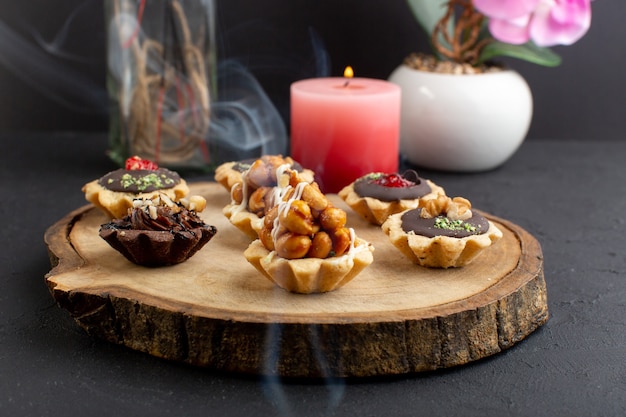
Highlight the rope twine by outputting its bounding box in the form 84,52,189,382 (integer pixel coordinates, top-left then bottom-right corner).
112,0,211,165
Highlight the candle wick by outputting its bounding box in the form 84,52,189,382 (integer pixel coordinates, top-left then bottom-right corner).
343,79,350,87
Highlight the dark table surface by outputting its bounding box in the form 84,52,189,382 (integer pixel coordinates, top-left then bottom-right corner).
1,132,625,417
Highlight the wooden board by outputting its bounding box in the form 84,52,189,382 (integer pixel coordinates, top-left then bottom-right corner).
44,182,548,378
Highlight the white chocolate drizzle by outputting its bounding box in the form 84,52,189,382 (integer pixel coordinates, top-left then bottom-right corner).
345,227,370,260
271,166,307,244
229,171,250,215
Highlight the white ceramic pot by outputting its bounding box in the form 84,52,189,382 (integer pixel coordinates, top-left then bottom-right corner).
388,64,533,172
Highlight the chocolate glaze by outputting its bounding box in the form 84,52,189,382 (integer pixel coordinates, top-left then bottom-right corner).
401,208,489,238
232,159,255,173
353,170,432,201
98,168,181,193
232,158,305,173
99,204,217,267
102,204,214,234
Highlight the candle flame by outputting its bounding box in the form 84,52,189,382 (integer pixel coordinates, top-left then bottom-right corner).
343,66,354,79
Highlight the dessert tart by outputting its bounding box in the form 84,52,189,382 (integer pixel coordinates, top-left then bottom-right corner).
214,155,315,192
99,193,217,267
244,166,374,293
83,156,189,219
382,195,502,268
223,155,313,239
338,170,445,226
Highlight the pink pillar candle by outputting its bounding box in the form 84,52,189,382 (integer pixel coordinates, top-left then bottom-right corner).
290,76,401,193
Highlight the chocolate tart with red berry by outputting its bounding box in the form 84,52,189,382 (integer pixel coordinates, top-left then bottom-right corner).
82,156,190,219
338,170,445,226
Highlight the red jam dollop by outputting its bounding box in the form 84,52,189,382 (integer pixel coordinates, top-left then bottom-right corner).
125,156,159,171
353,170,432,202
370,173,414,188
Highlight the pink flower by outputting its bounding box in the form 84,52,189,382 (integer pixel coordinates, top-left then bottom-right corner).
473,0,541,20
473,0,592,47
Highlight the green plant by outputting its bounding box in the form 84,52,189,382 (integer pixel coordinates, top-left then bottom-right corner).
407,0,564,67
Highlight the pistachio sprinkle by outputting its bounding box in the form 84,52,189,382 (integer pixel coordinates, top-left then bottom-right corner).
434,216,479,233
119,173,175,191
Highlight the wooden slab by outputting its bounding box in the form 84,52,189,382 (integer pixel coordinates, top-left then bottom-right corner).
44,182,548,378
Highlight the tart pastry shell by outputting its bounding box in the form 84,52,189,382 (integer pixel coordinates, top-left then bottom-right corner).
214,162,244,192
222,204,263,240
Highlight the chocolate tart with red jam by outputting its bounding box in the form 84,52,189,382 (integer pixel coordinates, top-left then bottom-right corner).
83,156,190,219
338,170,445,225
99,196,217,267
382,196,502,268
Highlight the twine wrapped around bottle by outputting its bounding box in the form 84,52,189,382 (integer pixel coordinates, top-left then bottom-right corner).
107,0,215,168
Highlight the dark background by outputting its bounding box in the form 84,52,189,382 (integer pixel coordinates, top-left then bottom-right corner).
1,2,625,416
0,0,623,141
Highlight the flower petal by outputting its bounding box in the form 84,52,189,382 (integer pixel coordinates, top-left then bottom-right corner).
489,15,532,45
529,0,592,46
474,0,540,20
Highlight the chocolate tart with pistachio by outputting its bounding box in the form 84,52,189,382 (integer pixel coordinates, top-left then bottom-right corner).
382,195,502,268
83,156,189,219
